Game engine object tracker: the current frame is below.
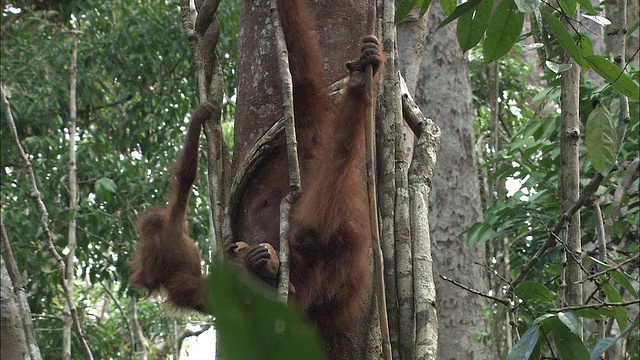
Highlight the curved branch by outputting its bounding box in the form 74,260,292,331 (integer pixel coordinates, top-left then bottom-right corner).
1,84,93,360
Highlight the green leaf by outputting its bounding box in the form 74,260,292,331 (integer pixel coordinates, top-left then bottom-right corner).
601,279,628,330
549,317,590,360
585,55,640,101
95,177,117,202
436,0,484,30
590,337,617,360
514,281,555,303
456,0,493,52
559,0,577,17
420,0,433,16
507,325,540,360
396,0,418,23
440,0,457,16
572,308,614,319
484,0,525,63
609,270,639,299
586,103,618,175
541,10,584,67
207,258,326,360
546,60,573,73
558,312,582,336
576,33,593,57
575,0,597,15
514,0,540,12
590,317,640,360
466,221,494,244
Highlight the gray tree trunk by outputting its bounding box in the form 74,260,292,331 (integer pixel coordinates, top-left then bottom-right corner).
416,3,493,359
1,256,30,359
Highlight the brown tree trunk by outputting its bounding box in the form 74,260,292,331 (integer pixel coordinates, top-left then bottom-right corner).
416,3,494,359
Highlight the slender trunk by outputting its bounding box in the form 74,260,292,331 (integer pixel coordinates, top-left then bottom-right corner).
559,21,582,317
487,61,513,357
604,1,630,356
63,29,79,360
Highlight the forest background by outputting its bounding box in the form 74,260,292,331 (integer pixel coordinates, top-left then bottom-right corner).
0,0,638,359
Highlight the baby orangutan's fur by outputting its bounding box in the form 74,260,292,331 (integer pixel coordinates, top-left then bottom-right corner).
129,102,214,313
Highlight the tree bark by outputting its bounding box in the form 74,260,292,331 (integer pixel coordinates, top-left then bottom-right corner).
417,3,493,359
1,255,30,359
63,28,79,360
1,217,42,359
559,16,582,313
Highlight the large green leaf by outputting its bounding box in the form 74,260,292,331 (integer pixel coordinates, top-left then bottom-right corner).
549,317,590,360
541,10,585,67
484,0,525,63
558,312,582,336
440,0,457,15
436,0,484,29
507,325,540,360
558,0,577,17
585,103,618,175
585,55,640,101
397,0,433,23
207,259,326,360
95,177,117,202
456,0,493,52
601,279,628,331
575,0,596,15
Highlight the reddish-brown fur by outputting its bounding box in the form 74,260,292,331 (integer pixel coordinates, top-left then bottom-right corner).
129,103,214,313
129,0,383,338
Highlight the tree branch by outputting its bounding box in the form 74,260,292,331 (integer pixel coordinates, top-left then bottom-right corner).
1,83,93,359
549,300,639,312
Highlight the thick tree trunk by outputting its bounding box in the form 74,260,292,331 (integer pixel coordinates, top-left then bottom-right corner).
230,1,381,358
1,256,30,359
416,4,493,359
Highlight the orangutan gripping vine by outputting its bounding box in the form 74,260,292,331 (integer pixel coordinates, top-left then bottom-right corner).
129,0,383,335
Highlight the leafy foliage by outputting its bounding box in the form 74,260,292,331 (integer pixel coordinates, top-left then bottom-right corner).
460,0,639,354
1,0,238,357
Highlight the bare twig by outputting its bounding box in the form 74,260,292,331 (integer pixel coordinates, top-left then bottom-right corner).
605,157,640,238
580,253,640,283
549,300,639,312
1,84,93,359
440,275,511,307
99,281,134,360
